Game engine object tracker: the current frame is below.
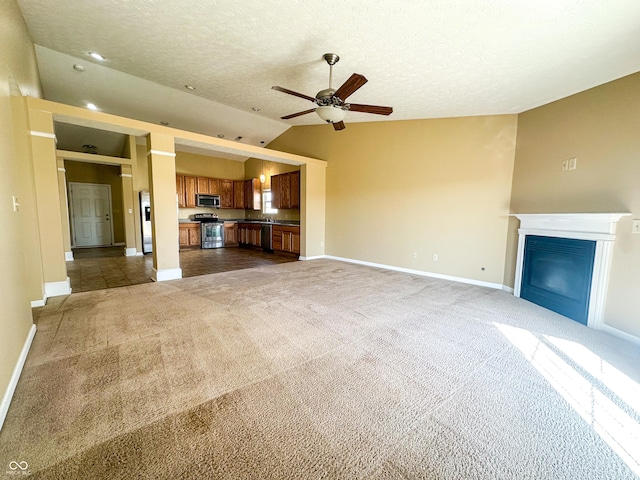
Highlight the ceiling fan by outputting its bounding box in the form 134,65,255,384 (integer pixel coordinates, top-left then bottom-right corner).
272,53,393,131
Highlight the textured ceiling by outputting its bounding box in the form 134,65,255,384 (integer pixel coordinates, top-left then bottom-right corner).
16,0,640,148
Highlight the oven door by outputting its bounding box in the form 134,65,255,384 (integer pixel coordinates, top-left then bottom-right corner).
201,221,224,249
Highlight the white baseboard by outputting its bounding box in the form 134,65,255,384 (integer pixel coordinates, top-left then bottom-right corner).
502,285,514,294
322,255,505,290
599,324,640,347
152,267,182,282
30,295,47,308
125,248,137,257
0,324,36,431
299,255,325,261
44,277,71,297
65,251,74,262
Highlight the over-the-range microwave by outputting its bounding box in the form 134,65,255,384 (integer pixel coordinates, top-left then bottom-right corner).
196,194,220,208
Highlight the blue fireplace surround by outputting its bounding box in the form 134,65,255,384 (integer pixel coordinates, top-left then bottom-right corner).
520,235,596,325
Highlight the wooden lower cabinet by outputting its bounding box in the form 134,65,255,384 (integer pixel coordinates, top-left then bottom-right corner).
238,223,261,247
224,222,238,246
179,222,201,249
272,225,300,255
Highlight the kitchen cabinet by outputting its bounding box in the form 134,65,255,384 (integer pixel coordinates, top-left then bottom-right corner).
220,180,233,208
176,175,186,208
238,223,261,247
184,175,197,208
234,181,245,209
196,177,220,195
245,178,261,211
272,225,300,254
224,222,238,246
290,171,300,209
270,171,300,209
179,222,201,249
196,177,209,194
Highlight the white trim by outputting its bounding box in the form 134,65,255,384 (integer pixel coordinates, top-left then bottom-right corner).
125,248,137,256
299,255,326,261
57,167,66,172
148,149,176,157
152,267,182,282
119,173,133,178
599,324,640,347
323,255,504,290
136,252,144,256
0,324,36,431
502,285,514,294
29,130,56,140
65,251,74,261
44,277,71,297
30,296,46,308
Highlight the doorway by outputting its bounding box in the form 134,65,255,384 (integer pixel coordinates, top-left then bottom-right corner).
69,182,114,247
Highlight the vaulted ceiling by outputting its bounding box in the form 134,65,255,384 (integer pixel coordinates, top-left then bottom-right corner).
17,0,640,152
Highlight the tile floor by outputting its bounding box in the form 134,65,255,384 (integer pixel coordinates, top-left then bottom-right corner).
68,246,298,293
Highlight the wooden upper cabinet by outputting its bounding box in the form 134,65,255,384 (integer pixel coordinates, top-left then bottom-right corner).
233,181,245,209
270,171,300,210
176,175,186,208
280,173,291,209
271,174,281,209
184,175,197,208
290,171,300,209
196,177,210,194
245,178,261,211
220,180,233,209
208,178,220,195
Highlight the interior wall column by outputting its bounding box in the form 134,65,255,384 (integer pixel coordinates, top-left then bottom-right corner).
56,157,73,261
300,162,326,259
120,164,137,256
147,133,181,281
28,108,70,296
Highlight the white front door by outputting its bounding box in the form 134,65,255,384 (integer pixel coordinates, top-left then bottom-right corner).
70,183,113,247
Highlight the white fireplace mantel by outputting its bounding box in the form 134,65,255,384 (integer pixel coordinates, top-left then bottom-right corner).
511,213,630,330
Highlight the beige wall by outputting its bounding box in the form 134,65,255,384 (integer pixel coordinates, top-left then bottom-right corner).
269,116,518,285
64,160,126,244
0,0,42,423
509,72,640,337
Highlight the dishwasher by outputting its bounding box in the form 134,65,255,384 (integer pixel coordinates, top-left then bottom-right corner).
261,223,273,252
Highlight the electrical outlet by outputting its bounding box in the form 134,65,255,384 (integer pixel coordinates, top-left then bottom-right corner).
412,252,417,258
12,196,20,212
561,159,568,171
632,219,640,234
432,254,438,262
568,157,577,170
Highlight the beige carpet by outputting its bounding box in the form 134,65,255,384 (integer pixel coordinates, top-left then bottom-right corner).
1,259,639,479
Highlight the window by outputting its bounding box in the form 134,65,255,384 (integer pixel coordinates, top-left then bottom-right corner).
263,189,278,214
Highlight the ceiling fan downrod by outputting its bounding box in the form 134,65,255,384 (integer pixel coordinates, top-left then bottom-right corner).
323,53,339,90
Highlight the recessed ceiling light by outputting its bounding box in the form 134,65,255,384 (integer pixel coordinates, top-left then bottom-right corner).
217,134,224,138
86,103,98,111
252,107,260,112
89,52,105,61
160,121,169,126
185,85,195,91
234,136,243,141
73,64,85,72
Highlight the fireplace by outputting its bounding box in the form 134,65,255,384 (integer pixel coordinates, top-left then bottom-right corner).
512,213,629,329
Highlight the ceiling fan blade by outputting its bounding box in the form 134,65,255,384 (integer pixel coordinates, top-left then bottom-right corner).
271,86,316,103
347,103,393,115
281,108,316,120
333,121,346,131
333,74,368,101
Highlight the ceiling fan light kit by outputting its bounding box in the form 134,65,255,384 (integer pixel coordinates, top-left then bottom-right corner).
272,53,393,131
316,105,347,123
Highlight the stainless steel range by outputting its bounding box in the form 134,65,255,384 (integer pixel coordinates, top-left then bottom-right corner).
193,213,224,249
